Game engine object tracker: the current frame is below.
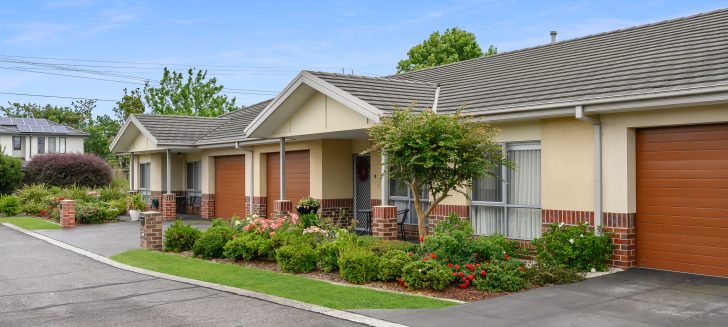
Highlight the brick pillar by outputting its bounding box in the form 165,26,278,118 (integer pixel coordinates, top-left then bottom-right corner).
161,193,176,221
126,190,138,213
140,211,163,250
372,205,398,240
273,200,292,218
200,194,215,219
60,200,75,229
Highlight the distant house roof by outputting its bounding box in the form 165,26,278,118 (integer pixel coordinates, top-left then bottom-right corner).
0,117,87,136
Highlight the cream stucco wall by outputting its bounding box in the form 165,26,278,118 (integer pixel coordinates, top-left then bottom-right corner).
271,92,372,138
541,118,595,211
601,104,728,213
127,132,158,153
322,139,353,199
0,135,11,156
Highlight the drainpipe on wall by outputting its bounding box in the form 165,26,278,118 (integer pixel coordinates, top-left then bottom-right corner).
129,152,135,191
279,137,286,201
575,105,603,235
166,148,172,194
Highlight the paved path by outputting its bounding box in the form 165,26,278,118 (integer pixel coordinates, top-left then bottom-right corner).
36,217,210,257
353,269,728,327
0,226,361,327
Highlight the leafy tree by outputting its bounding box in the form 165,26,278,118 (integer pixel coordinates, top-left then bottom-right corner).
113,88,145,122
369,108,508,240
143,68,236,117
396,27,497,74
84,114,120,162
0,151,23,195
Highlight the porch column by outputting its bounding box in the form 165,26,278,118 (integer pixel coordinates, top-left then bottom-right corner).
381,152,389,205
162,149,176,221
273,137,292,217
166,149,172,193
129,152,135,191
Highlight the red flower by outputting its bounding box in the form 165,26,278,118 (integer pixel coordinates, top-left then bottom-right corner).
59,197,65,201
454,264,460,270
458,271,464,277
467,274,474,280
452,272,456,276
459,284,467,289
419,235,424,242
465,280,470,285
429,253,437,259
480,270,487,276
407,252,413,257
39,210,45,215
423,257,429,261
504,254,510,260
461,277,467,282
519,266,525,271
447,263,453,267
476,263,480,268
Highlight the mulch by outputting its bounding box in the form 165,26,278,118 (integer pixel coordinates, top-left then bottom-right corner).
175,251,510,302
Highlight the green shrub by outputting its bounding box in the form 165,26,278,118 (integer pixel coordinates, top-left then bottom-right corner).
224,233,275,261
420,214,478,264
0,194,21,216
164,220,202,252
15,184,52,205
377,250,412,281
367,239,416,256
472,259,526,292
21,202,46,216
532,222,614,272
192,224,236,259
0,153,23,195
401,259,453,291
316,230,357,272
338,246,380,284
524,263,586,286
472,234,521,262
275,243,318,273
75,202,118,224
299,213,318,228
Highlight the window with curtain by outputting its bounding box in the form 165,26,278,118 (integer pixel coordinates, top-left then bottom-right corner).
139,163,151,204
471,142,541,240
12,136,21,150
48,137,56,153
389,179,428,224
59,137,66,153
186,161,201,205
37,137,45,154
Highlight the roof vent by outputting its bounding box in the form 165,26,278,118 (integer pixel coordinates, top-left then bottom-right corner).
550,31,558,43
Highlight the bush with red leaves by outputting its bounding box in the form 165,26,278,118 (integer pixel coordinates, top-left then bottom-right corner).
26,153,112,187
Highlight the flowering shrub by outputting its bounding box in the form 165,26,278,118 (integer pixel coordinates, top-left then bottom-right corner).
401,258,452,291
192,223,236,259
164,220,202,252
75,202,118,224
338,246,380,284
275,243,318,273
471,259,526,292
377,250,412,281
532,222,613,272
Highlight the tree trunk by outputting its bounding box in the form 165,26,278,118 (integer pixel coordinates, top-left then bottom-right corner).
410,180,427,242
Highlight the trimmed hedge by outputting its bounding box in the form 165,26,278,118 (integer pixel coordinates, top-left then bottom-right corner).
0,153,23,195
26,153,112,187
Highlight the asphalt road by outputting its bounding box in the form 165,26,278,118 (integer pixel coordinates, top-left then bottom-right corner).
0,226,362,327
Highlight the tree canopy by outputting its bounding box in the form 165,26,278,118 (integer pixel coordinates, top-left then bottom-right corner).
113,88,145,122
396,27,497,74
143,68,236,117
369,108,508,239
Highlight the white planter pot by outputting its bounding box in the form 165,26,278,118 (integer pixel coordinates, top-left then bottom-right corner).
129,210,141,221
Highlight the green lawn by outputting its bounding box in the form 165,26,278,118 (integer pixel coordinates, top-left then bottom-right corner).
0,217,61,230
112,249,456,310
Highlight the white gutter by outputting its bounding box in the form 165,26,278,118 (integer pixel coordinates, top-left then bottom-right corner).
575,105,602,234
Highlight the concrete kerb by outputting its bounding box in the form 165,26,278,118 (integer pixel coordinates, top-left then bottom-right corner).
1,222,407,327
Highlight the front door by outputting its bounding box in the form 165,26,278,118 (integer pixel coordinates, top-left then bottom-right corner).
353,155,371,231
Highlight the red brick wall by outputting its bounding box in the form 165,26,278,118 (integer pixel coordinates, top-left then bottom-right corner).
428,204,469,234
246,196,267,217
200,194,215,219
318,198,353,227
161,193,176,221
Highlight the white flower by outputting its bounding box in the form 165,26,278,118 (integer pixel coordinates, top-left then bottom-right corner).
591,268,596,273
234,220,241,226
580,234,584,238
569,238,575,244
559,222,565,227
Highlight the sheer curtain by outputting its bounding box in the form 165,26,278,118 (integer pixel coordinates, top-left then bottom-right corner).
471,143,541,240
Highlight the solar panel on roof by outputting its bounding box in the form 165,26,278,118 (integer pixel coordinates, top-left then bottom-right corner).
17,125,32,133
29,126,43,132
52,126,68,134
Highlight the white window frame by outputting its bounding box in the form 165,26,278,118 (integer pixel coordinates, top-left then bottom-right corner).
139,163,151,204
58,137,66,153
48,137,56,153
388,179,429,225
37,137,45,154
186,161,201,205
470,142,541,240
12,136,21,151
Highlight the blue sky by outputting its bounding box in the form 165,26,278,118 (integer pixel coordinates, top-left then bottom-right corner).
0,0,725,116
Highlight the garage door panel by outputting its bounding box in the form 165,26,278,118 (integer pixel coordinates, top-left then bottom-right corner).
636,123,728,277
215,155,246,219
267,151,310,217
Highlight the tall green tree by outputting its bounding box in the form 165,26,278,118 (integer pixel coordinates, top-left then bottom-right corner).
396,27,496,74
113,88,145,122
84,114,120,162
143,68,236,117
369,108,508,239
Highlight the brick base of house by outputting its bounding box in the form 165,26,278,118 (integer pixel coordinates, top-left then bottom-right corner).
542,209,636,268
140,211,162,251
428,204,469,234
161,193,176,221
200,194,215,219
319,198,353,227
246,196,267,217
273,200,292,218
372,205,398,240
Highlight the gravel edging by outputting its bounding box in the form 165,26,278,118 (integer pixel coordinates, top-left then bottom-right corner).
0,223,408,327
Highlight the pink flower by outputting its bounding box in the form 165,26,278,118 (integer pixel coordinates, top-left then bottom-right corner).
291,213,299,224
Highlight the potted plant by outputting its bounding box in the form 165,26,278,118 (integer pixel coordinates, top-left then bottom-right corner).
297,196,320,214
127,193,145,221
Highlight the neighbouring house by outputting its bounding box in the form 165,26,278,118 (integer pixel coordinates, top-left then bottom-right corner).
0,117,87,167
110,9,728,277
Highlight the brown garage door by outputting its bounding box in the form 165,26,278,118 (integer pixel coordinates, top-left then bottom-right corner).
215,155,246,219
636,123,728,277
267,150,310,217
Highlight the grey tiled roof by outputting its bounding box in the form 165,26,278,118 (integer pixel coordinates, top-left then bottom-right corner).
133,115,227,144
384,8,728,114
308,71,438,112
197,99,272,144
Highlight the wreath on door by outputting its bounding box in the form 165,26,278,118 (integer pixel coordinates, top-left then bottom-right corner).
356,157,370,182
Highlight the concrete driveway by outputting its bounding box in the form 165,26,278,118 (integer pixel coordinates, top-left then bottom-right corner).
354,269,728,327
0,225,361,327
35,216,210,257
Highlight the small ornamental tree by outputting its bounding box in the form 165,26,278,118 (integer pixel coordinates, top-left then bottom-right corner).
369,108,507,240
0,149,23,194
26,153,112,187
